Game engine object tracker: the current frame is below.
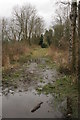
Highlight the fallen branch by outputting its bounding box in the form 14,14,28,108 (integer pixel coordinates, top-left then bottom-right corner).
31,102,43,113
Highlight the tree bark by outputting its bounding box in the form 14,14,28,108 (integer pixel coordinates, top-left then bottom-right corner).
78,1,80,118
25,19,28,41
69,1,77,73
78,1,80,80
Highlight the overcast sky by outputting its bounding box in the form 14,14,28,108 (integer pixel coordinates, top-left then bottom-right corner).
0,0,79,29
0,0,57,29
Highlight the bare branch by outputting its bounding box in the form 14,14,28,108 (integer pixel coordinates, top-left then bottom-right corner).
60,2,71,5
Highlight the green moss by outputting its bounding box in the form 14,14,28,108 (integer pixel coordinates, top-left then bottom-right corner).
31,48,48,58
42,83,55,93
38,64,46,69
14,73,19,78
34,76,38,80
36,83,55,95
36,87,42,94
40,79,43,83
2,69,21,88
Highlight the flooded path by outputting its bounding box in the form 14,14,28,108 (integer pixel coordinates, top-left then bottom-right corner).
3,90,63,118
2,57,65,118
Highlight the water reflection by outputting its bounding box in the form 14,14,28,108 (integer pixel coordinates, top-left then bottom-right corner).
2,89,63,118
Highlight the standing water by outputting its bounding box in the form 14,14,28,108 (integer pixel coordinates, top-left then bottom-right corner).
2,89,63,118
2,58,65,118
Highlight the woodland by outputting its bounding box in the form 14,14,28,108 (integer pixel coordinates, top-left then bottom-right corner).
1,0,80,118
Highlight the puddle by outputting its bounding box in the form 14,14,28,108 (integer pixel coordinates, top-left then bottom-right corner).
2,89,63,118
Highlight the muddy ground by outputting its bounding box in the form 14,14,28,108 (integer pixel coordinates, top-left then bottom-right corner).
2,48,78,118
2,56,67,118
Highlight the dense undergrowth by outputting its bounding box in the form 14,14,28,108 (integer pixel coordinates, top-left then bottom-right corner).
2,41,31,68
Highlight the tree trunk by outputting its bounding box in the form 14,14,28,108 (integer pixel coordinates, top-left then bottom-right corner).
78,1,80,80
78,1,80,118
69,0,77,73
2,19,4,41
25,19,28,41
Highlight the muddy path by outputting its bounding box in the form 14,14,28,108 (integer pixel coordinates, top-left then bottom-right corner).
2,51,66,118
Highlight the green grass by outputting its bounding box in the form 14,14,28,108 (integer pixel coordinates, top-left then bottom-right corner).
19,55,31,64
2,69,21,88
36,75,78,117
40,79,43,83
38,64,46,69
31,48,49,58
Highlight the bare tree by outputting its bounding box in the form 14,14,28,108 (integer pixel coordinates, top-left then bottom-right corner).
34,17,44,37
0,19,2,41
1,18,9,41
12,6,25,41
12,4,44,45
52,2,71,49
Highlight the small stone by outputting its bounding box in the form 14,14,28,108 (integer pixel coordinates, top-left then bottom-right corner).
3,88,9,94
45,76,48,79
9,90,14,94
52,80,55,82
30,71,34,74
38,87,42,91
67,114,71,117
5,92,8,96
19,89,22,92
11,66,14,69
14,85,18,89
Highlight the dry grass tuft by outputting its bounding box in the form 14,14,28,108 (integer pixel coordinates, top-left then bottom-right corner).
48,45,68,65
2,41,30,68
48,45,71,74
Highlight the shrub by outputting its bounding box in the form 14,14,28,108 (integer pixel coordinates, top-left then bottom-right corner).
41,43,48,48
2,41,30,67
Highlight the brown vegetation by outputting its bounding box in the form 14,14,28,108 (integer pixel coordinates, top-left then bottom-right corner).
48,45,72,75
48,45,68,66
2,41,30,68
